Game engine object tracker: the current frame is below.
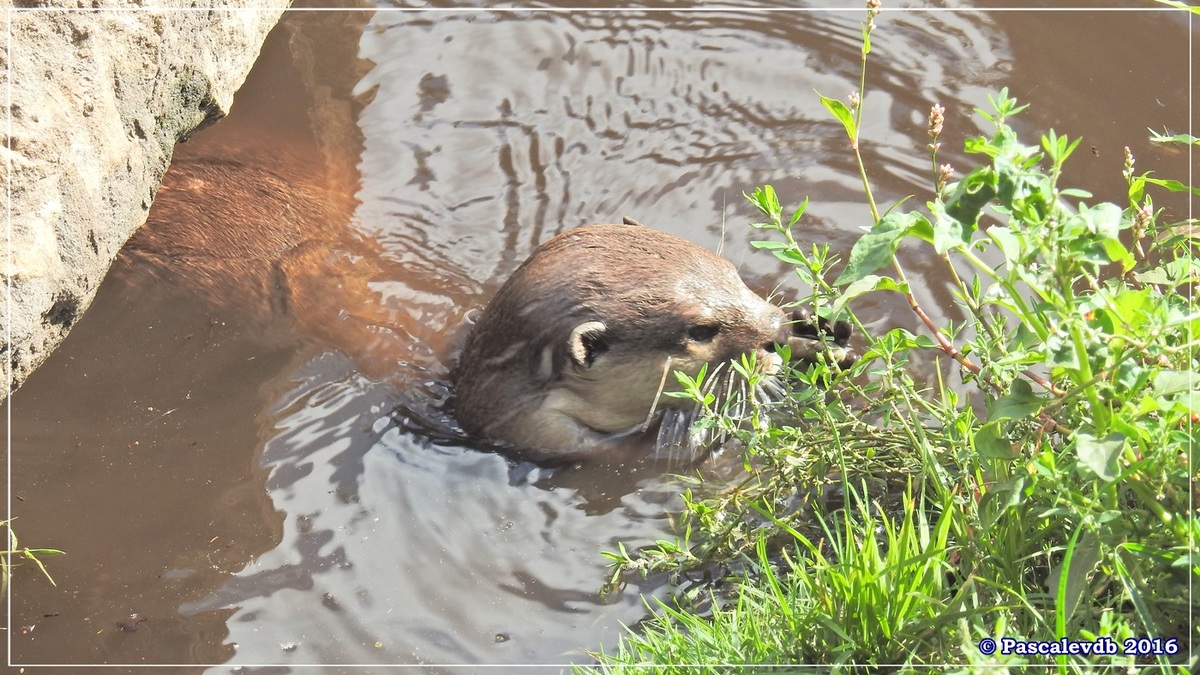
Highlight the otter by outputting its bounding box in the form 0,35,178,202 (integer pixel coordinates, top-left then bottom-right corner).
128,144,851,462
452,220,853,462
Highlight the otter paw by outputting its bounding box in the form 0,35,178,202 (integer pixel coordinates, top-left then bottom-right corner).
786,309,858,369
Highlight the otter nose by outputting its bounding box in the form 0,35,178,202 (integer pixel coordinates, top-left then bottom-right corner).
754,307,786,351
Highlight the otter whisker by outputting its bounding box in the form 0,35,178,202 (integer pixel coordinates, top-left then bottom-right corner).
700,361,728,405
755,376,782,406
758,376,786,401
765,279,789,307
655,408,693,453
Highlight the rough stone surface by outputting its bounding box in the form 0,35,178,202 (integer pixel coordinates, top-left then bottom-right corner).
2,1,291,401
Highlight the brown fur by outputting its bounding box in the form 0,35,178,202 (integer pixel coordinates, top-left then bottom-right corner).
123,143,452,381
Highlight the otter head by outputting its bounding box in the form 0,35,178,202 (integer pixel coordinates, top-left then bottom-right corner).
453,221,808,462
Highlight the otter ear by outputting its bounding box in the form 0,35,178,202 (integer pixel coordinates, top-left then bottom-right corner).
567,321,608,368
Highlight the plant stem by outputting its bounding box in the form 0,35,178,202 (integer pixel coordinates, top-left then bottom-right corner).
853,29,880,224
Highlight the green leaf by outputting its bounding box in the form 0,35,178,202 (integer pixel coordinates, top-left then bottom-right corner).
929,200,972,254
1143,177,1200,196
987,87,1029,122
749,240,790,251
1045,332,1080,371
817,91,857,142
1136,257,1200,286
1171,552,1199,569
974,421,1016,459
672,369,698,390
1113,360,1148,392
1151,370,1194,398
1148,128,1200,144
1074,432,1124,481
867,328,938,357
1077,202,1124,239
761,185,782,219
789,196,810,226
1041,130,1080,167
1101,237,1135,272
1108,288,1153,332
986,378,1045,423
979,475,1028,531
943,167,997,228
1112,550,1159,638
745,186,783,222
907,211,935,245
987,225,1023,266
1048,529,1101,633
963,135,998,158
829,274,902,319
769,248,810,266
1165,309,1200,328
834,211,929,286
1127,176,1146,205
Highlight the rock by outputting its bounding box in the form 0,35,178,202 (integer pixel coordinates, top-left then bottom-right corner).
1,1,291,402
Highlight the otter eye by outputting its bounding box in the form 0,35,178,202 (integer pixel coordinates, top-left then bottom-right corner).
687,324,720,343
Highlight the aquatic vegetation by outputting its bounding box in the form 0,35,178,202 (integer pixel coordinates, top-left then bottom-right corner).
2,520,62,595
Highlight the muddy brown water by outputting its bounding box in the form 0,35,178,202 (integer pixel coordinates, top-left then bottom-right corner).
7,2,1192,670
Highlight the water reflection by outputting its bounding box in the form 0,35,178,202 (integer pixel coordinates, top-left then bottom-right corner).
182,353,678,665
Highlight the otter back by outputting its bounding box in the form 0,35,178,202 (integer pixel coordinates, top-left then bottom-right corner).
122,143,453,382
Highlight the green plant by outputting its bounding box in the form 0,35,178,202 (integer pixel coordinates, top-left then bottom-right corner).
2,519,63,594
597,484,960,670
591,0,1197,670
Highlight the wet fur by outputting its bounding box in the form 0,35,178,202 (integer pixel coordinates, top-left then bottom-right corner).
123,144,456,382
